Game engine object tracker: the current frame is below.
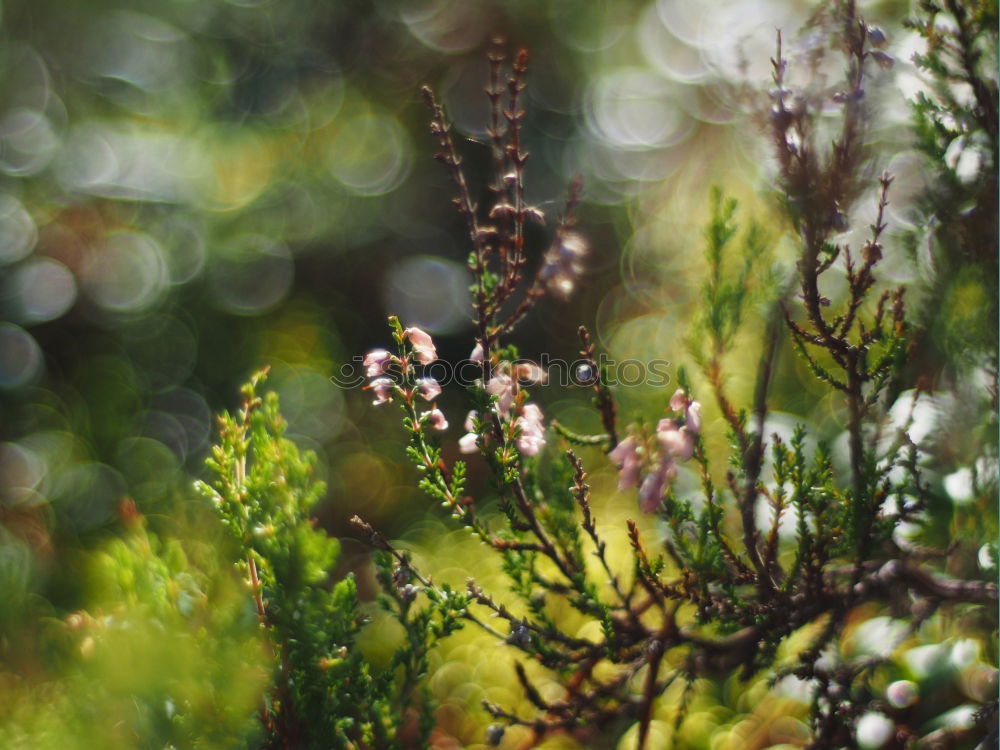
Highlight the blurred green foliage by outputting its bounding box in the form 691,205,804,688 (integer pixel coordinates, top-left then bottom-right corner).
0,508,266,749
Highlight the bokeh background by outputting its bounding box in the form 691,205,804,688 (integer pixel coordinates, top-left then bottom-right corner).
0,0,995,748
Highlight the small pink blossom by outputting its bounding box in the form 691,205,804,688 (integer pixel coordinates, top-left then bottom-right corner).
403,326,434,350
657,418,677,432
685,401,702,434
459,411,482,454
404,326,437,364
515,403,546,457
514,361,547,385
369,377,394,405
609,436,642,491
638,458,676,513
425,408,448,431
669,389,688,412
416,377,442,401
656,418,694,461
363,349,392,377
520,403,544,425
486,374,515,415
516,433,545,456
470,343,484,362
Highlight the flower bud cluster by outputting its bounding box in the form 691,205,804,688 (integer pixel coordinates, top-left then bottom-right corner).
458,357,548,458
362,326,448,431
540,231,589,300
609,389,702,513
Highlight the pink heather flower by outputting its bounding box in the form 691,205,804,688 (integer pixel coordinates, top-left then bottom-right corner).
486,374,515,415
514,361,547,385
517,432,545,456
521,403,544,425
609,436,642,491
403,326,437,364
685,401,702,434
656,418,694,461
425,408,448,431
458,432,479,454
464,410,478,432
669,388,688,412
638,458,676,513
470,343,484,362
516,403,546,457
416,377,442,401
363,349,392,377
404,326,434,350
369,377,394,405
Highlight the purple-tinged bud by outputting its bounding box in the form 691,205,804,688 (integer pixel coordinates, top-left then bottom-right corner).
609,436,642,491
638,460,674,513
870,50,894,69
685,402,702,434
657,420,694,461
669,389,688,412
867,26,887,47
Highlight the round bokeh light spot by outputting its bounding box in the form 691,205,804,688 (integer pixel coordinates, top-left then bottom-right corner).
209,234,294,316
8,255,77,324
0,194,38,264
0,323,42,388
329,112,411,196
382,255,472,334
82,231,168,313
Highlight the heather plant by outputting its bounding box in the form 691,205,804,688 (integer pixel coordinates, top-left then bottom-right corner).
14,2,998,750
197,369,475,749
342,3,995,748
906,0,998,376
189,2,996,749
0,502,267,750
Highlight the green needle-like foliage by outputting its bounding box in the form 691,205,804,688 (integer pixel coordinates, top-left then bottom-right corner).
198,369,474,749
